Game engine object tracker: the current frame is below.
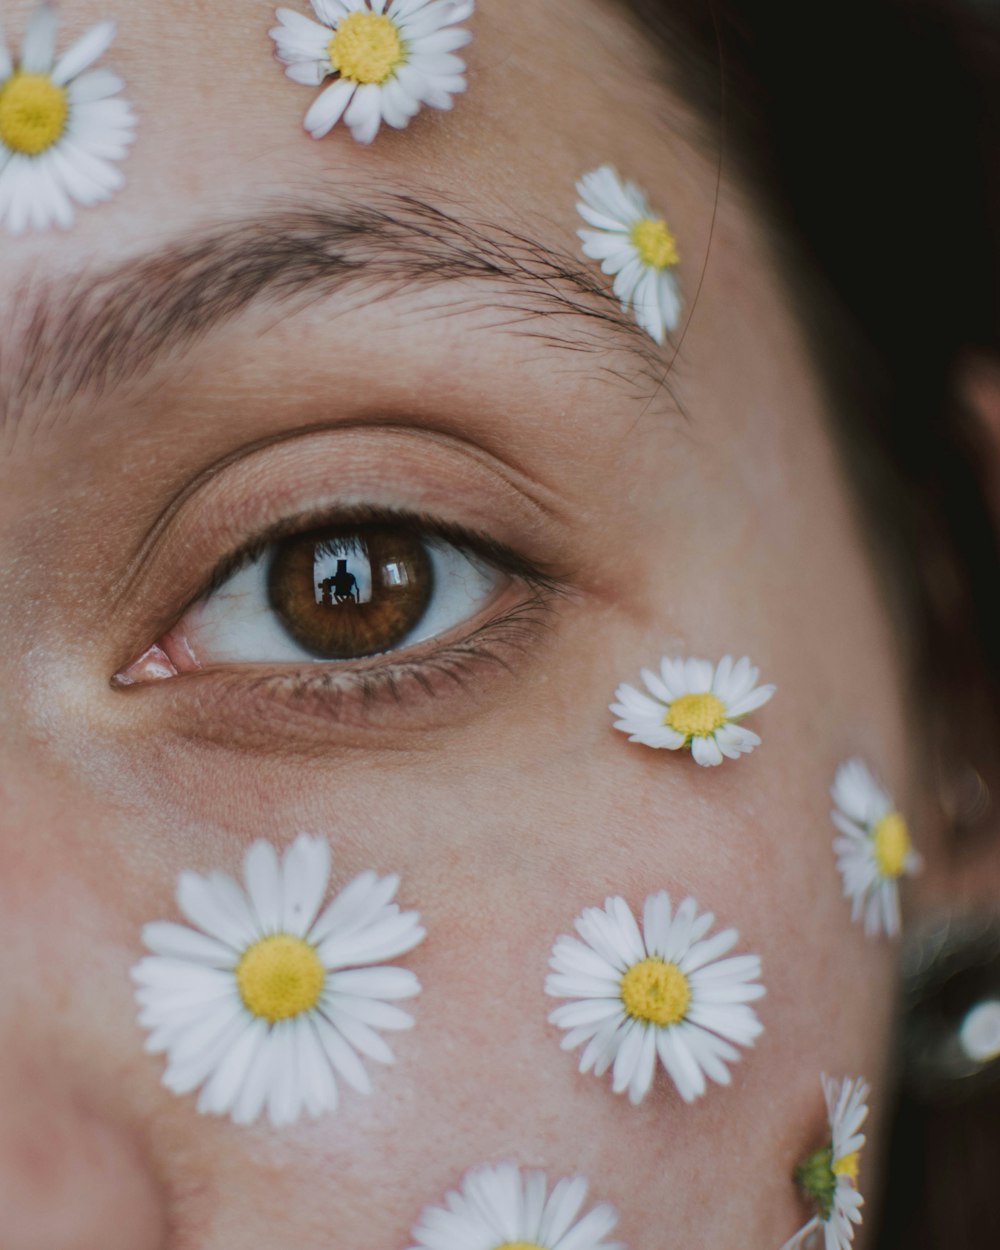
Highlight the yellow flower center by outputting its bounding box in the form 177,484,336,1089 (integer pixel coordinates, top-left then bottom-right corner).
664,691,728,738
0,72,68,156
628,217,679,269
833,1150,861,1184
329,12,405,85
620,957,691,1026
496,1244,545,1250
872,810,910,878
236,933,325,1023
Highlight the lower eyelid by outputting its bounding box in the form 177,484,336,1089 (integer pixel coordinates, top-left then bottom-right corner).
113,593,560,752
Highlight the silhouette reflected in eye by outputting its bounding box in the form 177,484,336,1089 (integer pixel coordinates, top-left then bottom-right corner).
269,527,433,659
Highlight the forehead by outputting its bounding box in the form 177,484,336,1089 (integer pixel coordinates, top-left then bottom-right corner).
0,0,713,278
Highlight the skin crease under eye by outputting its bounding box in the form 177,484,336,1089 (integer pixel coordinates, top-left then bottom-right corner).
3,0,993,1248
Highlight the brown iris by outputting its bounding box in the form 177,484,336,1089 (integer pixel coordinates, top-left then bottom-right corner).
268,526,432,660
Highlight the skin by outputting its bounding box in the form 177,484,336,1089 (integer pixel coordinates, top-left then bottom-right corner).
1,0,994,1246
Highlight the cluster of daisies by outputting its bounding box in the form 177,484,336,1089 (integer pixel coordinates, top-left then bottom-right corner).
129,826,872,1249
130,653,910,1250
1,3,681,351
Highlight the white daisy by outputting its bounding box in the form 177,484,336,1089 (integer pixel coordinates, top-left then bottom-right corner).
546,891,765,1105
610,654,776,767
269,0,473,146
131,833,425,1128
0,3,135,234
781,1075,868,1250
576,164,681,343
830,758,922,938
407,1161,623,1250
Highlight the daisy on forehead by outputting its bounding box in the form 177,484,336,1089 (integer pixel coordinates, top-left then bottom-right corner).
131,833,425,1129
830,757,922,939
546,890,765,1106
0,2,135,235
406,1162,624,1250
576,164,681,345
269,0,474,146
610,654,776,767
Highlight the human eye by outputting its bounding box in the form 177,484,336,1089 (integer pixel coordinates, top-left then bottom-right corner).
116,505,561,724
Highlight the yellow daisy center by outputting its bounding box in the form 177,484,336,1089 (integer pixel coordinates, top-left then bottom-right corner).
620,956,691,1026
628,217,679,269
496,1244,545,1250
833,1150,861,1184
329,12,405,85
872,810,910,878
236,933,326,1023
0,72,69,156
664,691,728,738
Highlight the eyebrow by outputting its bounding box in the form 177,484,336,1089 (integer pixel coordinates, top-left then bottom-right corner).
1,191,664,432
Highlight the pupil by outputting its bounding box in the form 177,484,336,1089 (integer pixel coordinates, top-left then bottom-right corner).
268,526,432,660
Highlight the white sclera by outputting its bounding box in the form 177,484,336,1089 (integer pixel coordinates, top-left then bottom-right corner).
959,999,1000,1063
181,538,501,663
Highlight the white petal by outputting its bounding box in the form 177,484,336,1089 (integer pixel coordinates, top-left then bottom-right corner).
176,870,252,948
280,833,331,936
142,921,234,966
67,69,125,104
244,840,282,933
51,20,115,85
304,77,356,137
344,82,383,144
20,3,58,73
690,733,724,767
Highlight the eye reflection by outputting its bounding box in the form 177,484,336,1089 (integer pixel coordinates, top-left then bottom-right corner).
269,527,432,659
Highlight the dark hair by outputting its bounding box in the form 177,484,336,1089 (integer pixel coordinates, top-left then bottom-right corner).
622,1,1000,1245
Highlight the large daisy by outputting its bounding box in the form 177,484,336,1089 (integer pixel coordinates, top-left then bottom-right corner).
782,1075,868,1250
407,1162,623,1250
576,164,681,344
610,654,776,767
270,0,473,145
132,834,425,1127
0,3,135,234
830,758,922,938
546,891,765,1105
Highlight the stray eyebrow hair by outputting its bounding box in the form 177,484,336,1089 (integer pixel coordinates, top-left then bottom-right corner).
1,191,666,431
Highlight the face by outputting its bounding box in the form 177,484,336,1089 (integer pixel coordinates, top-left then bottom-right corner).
0,1,946,1246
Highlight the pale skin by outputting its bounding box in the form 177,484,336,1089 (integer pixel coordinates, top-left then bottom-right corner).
2,1,997,1247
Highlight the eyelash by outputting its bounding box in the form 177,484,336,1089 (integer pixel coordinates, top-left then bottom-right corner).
155,505,563,716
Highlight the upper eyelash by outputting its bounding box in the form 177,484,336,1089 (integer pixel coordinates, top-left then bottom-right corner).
194,504,563,613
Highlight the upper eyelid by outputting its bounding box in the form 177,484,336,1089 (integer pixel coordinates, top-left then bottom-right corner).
195,505,565,616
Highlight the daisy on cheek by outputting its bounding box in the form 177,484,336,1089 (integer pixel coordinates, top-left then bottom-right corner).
610,654,776,767
131,834,425,1128
546,891,765,1105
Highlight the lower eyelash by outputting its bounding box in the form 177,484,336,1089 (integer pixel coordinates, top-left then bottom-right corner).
193,591,560,722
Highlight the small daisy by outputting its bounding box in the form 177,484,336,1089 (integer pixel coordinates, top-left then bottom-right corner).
610,654,776,767
576,164,681,343
546,891,765,1105
781,1075,868,1250
131,834,425,1128
830,758,922,938
0,3,135,234
269,0,474,146
407,1162,624,1250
